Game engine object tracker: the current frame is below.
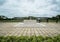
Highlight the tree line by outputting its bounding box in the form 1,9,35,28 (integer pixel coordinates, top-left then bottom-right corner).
0,15,60,23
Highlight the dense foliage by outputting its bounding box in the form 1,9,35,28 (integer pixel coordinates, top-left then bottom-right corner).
0,35,60,42
0,15,60,22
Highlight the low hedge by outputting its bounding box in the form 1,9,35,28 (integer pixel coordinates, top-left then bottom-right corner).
0,35,60,42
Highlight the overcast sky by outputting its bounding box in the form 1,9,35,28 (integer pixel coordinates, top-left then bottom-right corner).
0,0,60,18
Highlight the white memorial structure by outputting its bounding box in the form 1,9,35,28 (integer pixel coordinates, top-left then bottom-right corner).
24,20,37,24
14,20,45,28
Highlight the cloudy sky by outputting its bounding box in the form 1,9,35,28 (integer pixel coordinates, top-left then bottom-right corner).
0,0,60,18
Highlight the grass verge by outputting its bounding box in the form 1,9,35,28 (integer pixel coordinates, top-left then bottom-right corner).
0,35,60,42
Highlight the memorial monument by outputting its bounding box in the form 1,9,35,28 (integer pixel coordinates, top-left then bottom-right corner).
14,16,41,28
24,16,37,24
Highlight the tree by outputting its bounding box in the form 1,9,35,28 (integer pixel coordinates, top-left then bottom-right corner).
56,15,60,23
0,15,7,20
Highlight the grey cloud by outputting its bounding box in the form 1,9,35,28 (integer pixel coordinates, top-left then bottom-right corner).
0,0,60,17
0,0,6,6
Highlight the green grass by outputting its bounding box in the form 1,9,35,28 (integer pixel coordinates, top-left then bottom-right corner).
0,35,60,42
0,20,23,22
0,19,60,23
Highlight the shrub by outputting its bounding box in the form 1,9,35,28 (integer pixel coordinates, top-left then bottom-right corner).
0,35,60,42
